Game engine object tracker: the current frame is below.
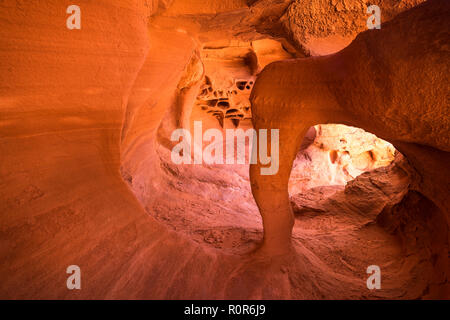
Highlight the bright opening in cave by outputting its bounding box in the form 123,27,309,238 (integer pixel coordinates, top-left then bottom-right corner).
117,26,448,298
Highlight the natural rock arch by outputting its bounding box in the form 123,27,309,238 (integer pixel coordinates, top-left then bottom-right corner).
249,0,449,254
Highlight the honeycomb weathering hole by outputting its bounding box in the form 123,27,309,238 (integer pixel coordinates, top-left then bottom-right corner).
124,20,447,297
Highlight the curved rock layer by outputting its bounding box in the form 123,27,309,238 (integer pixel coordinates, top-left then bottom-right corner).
0,0,448,299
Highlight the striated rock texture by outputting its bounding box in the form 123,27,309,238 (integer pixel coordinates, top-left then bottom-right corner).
0,0,448,300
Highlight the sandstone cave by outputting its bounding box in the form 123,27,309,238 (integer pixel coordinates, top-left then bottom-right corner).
0,0,448,299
